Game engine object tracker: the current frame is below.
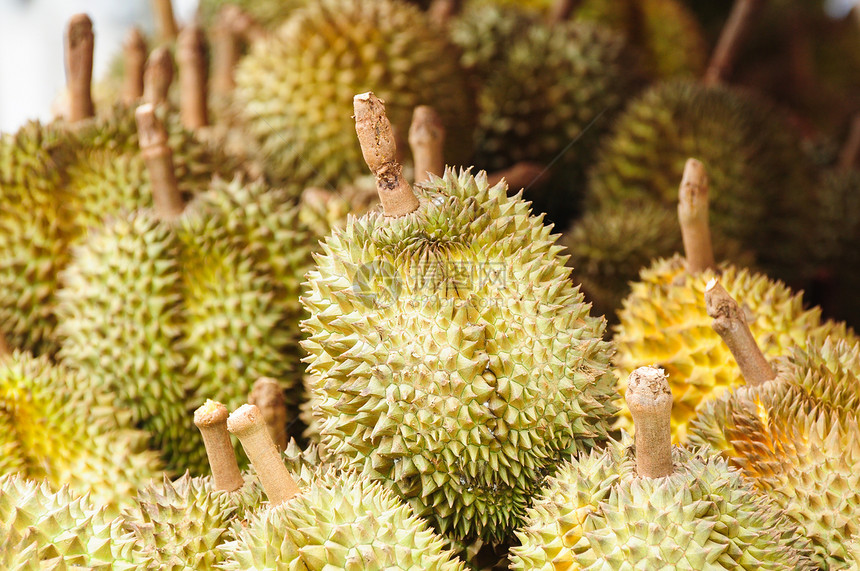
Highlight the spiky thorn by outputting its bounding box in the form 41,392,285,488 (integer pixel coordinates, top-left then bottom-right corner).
228,404,301,506
548,0,580,26
678,158,716,273
177,21,209,129
626,366,674,478
704,0,766,85
486,162,548,192
838,114,860,171
65,14,95,123
705,279,776,386
143,47,174,107
194,400,244,492
121,28,147,105
211,6,239,95
152,0,179,41
428,0,463,28
222,5,268,44
354,92,420,217
249,378,288,453
135,103,184,220
409,106,445,184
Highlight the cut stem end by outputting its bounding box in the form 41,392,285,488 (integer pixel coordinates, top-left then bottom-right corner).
625,366,674,478
678,158,716,274
194,400,244,492
65,13,95,123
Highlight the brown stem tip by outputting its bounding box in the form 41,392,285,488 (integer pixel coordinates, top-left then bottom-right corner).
548,0,578,26
177,22,209,129
211,6,239,95
227,404,300,506
705,278,776,386
152,0,179,41
428,0,463,28
135,103,184,220
625,366,674,478
838,114,860,171
408,106,445,185
249,377,288,453
122,28,148,106
65,13,95,123
486,162,549,192
143,47,174,107
704,0,766,85
678,158,716,274
354,92,420,218
194,400,244,492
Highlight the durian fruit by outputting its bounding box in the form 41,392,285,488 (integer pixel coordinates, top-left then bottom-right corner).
56,105,314,473
219,403,466,570
233,0,474,188
0,346,160,515
510,366,814,570
301,93,617,541
612,159,854,443
587,80,818,281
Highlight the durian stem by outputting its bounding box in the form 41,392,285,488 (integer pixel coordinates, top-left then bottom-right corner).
354,92,420,218
486,162,548,192
548,0,579,25
249,378,288,453
705,279,776,386
223,5,268,44
121,28,147,106
0,333,10,358
152,0,178,41
626,366,673,478
65,14,95,123
177,22,209,129
211,6,239,95
838,114,860,171
409,106,445,184
428,0,463,28
143,47,174,107
678,158,716,274
227,404,301,506
135,103,184,220
194,400,244,492
704,0,766,85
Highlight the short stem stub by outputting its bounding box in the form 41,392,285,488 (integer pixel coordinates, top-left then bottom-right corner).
177,22,209,129
143,47,174,107
152,0,178,41
626,366,674,478
65,13,95,123
704,0,766,85
249,377,288,453
121,28,147,106
135,103,184,220
678,158,716,274
705,279,776,385
211,6,239,95
227,404,300,506
354,92,420,217
194,400,244,492
486,162,548,191
408,106,445,184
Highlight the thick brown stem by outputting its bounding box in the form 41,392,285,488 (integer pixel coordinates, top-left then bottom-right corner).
177,22,209,129
249,378,288,453
354,92,420,217
65,14,95,123
211,6,239,95
143,47,174,107
194,400,244,492
223,5,268,44
409,106,445,184
428,0,463,28
486,162,548,191
227,404,300,506
121,28,147,106
626,366,673,478
548,0,579,26
704,0,766,85
838,114,860,171
135,103,184,220
705,279,776,385
678,158,716,273
152,0,179,41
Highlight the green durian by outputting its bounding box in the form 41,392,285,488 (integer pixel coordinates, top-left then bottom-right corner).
509,434,814,570
0,350,160,515
233,0,474,188
586,80,818,281
219,468,466,570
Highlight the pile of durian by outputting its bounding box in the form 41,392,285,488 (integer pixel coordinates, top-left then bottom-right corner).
2,0,860,568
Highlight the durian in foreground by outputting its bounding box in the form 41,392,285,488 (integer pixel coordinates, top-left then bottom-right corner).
510,366,815,570
688,284,860,570
612,159,854,443
219,403,466,570
301,93,617,541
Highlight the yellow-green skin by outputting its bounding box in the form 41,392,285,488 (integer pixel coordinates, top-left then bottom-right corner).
510,436,815,570
301,169,617,541
612,254,855,443
234,0,474,188
689,340,860,569
219,469,466,570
